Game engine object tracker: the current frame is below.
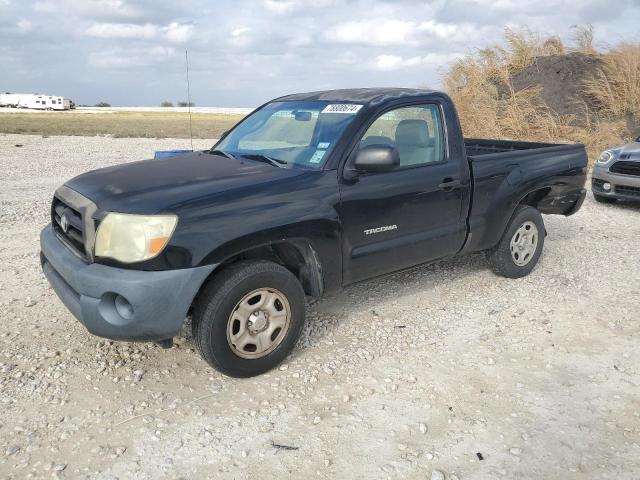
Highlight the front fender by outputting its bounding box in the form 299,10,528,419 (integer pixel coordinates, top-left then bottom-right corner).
199,220,342,294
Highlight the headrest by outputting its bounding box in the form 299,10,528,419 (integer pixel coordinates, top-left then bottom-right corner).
395,119,429,146
361,135,394,147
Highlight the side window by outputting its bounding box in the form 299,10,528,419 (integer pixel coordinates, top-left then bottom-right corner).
360,104,444,167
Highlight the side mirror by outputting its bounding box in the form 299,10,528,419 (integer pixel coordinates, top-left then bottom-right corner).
635,135,640,143
353,145,400,172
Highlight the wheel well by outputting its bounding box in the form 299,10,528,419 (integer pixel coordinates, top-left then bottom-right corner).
204,241,324,299
519,187,551,208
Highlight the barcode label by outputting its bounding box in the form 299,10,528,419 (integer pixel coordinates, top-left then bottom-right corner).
321,104,363,114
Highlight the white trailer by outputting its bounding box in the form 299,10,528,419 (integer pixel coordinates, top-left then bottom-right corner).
0,93,31,108
0,93,72,110
18,95,45,110
21,94,71,110
49,96,71,110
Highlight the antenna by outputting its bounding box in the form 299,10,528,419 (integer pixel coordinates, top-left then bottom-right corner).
185,49,194,151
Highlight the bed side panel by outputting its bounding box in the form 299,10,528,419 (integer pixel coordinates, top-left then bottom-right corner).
461,144,587,253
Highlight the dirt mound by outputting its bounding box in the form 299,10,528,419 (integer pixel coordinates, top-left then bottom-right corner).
444,29,638,160
508,53,604,122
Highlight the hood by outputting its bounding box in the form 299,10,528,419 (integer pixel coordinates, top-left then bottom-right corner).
65,152,306,214
613,141,640,161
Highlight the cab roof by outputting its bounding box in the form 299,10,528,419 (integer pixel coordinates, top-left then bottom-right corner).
276,88,437,106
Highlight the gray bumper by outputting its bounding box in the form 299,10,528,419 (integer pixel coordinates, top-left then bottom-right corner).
592,166,640,200
40,225,215,341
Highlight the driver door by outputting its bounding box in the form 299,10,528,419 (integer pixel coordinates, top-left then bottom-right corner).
339,103,467,284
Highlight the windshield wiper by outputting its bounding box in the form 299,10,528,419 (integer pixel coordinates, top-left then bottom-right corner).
208,149,237,159
240,153,287,168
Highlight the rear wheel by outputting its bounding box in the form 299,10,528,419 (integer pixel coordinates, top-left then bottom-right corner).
486,205,545,278
192,260,306,377
593,193,616,204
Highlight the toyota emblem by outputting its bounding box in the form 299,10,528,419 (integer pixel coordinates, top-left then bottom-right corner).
60,214,70,233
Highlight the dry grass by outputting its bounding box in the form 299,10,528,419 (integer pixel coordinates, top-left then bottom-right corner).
443,27,637,164
571,119,630,161
443,29,576,141
0,111,246,139
584,43,640,120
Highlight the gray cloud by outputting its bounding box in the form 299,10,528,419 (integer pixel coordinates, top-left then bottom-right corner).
1,0,639,106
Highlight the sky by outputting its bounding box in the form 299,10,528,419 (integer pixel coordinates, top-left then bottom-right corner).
1,0,640,107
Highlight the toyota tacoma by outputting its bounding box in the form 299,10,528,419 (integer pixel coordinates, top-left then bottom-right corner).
40,88,587,377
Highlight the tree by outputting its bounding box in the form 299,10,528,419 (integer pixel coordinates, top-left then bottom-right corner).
94,102,111,107
160,101,174,107
177,101,195,107
571,24,596,54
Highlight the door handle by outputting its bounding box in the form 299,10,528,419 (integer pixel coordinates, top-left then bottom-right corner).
438,178,461,191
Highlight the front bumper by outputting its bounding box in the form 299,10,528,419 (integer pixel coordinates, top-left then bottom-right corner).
40,225,215,341
592,166,640,200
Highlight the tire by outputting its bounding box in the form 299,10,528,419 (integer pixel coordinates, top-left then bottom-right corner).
486,205,545,279
593,193,616,204
192,260,306,378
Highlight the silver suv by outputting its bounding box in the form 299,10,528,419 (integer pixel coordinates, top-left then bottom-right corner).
592,136,640,203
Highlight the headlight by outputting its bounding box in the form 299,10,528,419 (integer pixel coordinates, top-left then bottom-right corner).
94,213,177,263
597,150,614,165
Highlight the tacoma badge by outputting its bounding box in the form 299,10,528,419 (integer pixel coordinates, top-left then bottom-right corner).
364,225,398,235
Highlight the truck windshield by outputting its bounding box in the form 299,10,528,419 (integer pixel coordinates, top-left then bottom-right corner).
215,101,363,169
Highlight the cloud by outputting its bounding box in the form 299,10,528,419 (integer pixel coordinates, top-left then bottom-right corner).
370,53,464,71
163,22,193,43
287,33,313,47
264,0,334,15
231,27,249,37
227,26,255,48
34,0,140,19
85,21,193,43
33,0,191,23
325,19,417,46
324,17,470,47
417,20,459,39
263,0,299,15
334,50,358,65
2,0,640,107
17,19,33,32
86,22,157,39
89,45,176,68
371,54,404,71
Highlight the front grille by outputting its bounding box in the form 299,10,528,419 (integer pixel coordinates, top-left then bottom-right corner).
52,197,86,257
616,185,640,197
610,161,640,176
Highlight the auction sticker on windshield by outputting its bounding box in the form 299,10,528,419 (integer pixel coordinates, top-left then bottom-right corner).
309,149,327,164
322,104,363,114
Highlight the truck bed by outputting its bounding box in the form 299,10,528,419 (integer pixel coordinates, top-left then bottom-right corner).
461,137,588,255
464,138,564,158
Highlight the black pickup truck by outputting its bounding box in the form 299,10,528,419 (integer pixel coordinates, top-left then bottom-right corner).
40,88,587,377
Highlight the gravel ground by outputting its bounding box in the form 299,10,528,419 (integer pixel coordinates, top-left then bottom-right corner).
1,134,639,480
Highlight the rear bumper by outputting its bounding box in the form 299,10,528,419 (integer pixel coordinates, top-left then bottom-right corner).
592,167,640,201
40,224,215,341
564,188,586,216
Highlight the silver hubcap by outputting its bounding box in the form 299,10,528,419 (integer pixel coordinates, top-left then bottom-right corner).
510,221,538,266
226,288,291,359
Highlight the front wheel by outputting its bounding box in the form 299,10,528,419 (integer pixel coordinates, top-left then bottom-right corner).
486,205,545,278
192,260,306,377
